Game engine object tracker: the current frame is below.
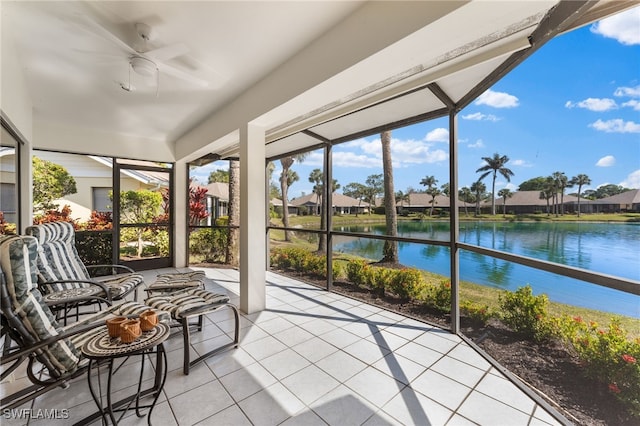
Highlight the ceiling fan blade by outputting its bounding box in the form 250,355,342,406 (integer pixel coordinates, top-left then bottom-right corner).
158,63,209,88
69,13,137,56
145,43,189,62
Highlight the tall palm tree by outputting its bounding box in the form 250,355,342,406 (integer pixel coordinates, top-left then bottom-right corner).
552,171,568,215
419,175,438,217
476,153,514,215
470,180,486,217
280,153,307,241
458,186,473,217
381,130,398,263
569,174,591,217
497,188,513,218
226,160,240,266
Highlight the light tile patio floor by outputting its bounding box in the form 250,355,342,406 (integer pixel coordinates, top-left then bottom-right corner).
1,268,567,426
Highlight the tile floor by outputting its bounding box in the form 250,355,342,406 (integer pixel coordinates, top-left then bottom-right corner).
1,268,567,425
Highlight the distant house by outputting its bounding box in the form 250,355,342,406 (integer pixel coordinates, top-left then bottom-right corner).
399,193,474,213
482,190,581,215
31,152,169,221
586,189,640,213
204,182,229,221
290,192,370,215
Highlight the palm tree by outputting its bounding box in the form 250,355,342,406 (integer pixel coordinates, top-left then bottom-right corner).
419,175,439,216
381,130,398,263
226,160,240,266
280,153,307,241
476,153,514,215
569,174,591,217
552,171,568,215
497,188,513,218
458,186,473,217
470,180,486,217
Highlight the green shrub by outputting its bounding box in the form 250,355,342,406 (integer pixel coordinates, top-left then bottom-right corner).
461,300,494,324
499,285,550,341
555,316,640,416
422,280,452,312
388,268,424,299
346,259,368,287
189,228,228,262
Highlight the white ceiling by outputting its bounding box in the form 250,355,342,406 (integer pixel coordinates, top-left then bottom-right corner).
1,1,635,163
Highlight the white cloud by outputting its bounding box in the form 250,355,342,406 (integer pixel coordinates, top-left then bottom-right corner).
622,100,640,111
596,155,616,167
425,127,449,142
475,89,519,108
614,85,640,97
589,118,640,133
461,112,500,121
620,169,640,189
590,7,640,45
331,151,378,168
564,98,617,111
467,139,485,149
504,183,518,191
512,159,533,167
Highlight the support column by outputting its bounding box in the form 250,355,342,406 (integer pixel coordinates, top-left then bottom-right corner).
449,110,460,334
174,160,188,267
19,139,32,232
240,123,266,314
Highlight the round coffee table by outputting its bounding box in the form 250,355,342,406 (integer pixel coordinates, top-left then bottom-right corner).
82,323,170,425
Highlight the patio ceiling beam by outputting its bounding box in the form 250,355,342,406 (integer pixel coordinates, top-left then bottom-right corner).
458,0,597,110
330,107,449,145
301,130,332,145
427,82,455,111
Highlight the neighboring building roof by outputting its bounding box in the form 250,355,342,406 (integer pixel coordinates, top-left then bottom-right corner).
590,189,640,205
290,192,370,208
482,190,579,207
205,182,229,201
89,156,170,186
404,192,474,208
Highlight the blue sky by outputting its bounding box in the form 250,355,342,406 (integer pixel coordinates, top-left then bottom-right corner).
193,7,640,200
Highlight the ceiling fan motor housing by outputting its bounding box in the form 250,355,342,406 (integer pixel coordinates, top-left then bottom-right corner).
130,56,157,76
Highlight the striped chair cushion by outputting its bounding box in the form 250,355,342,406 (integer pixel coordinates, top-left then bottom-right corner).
26,222,90,283
148,271,205,292
26,222,144,299
0,235,82,375
93,273,144,298
145,289,230,319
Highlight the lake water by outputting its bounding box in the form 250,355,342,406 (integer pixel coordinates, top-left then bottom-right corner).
333,221,640,317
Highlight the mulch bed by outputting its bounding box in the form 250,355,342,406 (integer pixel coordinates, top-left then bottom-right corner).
276,271,635,426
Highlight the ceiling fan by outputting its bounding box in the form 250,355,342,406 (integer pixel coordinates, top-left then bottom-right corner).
71,14,209,92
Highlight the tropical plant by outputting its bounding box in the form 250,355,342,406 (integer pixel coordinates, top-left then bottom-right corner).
119,189,163,257
419,175,439,217
497,188,513,217
458,186,473,217
381,130,398,263
280,153,307,241
364,174,383,215
32,156,77,212
569,174,591,217
552,171,568,215
226,160,240,266
476,153,514,215
208,168,229,183
343,182,368,217
470,180,486,217
499,285,551,341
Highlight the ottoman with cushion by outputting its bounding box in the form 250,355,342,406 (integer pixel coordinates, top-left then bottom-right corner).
145,271,205,294
144,288,239,374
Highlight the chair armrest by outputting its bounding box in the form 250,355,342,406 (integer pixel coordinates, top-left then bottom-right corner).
40,279,113,303
0,322,98,366
85,264,136,275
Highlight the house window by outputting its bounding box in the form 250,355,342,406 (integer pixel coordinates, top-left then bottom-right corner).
93,187,112,212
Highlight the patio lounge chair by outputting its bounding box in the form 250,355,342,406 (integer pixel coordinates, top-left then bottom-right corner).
25,222,145,307
0,233,170,413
